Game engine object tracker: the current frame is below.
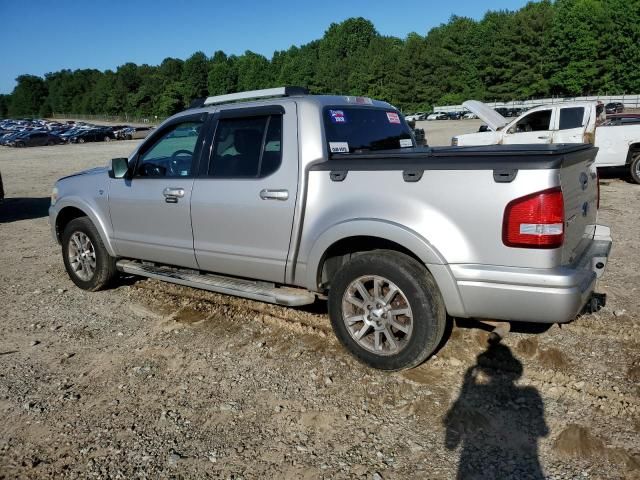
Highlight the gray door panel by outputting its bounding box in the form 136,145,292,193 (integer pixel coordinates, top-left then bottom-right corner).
109,178,197,268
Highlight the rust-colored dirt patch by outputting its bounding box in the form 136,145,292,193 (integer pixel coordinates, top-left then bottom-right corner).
627,364,640,383
537,347,570,371
516,337,539,358
554,424,605,458
173,306,208,324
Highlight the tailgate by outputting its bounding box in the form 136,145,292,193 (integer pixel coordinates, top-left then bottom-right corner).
559,150,598,265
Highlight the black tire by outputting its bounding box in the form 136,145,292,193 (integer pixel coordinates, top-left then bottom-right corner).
328,250,447,371
630,152,640,184
61,217,117,291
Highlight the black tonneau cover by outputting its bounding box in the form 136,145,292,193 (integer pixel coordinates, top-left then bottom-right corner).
313,144,597,171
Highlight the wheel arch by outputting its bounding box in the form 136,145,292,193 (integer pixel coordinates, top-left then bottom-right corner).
301,219,466,317
627,142,640,164
304,219,446,290
54,200,116,256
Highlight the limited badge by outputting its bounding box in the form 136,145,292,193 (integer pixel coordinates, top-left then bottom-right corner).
329,142,349,153
329,110,347,124
386,112,400,124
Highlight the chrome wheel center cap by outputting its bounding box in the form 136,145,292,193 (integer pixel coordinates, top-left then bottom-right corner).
367,307,387,330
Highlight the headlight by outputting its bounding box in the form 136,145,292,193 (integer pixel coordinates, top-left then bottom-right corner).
51,186,59,206
451,137,458,146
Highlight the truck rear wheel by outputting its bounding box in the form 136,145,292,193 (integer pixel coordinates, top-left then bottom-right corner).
61,217,117,291
328,251,446,371
630,152,640,184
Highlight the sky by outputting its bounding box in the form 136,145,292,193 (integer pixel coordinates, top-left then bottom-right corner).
0,0,530,94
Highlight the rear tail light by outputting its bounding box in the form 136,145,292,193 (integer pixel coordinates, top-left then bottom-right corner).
503,187,564,248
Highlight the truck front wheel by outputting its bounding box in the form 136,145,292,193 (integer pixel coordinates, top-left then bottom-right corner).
61,217,117,291
328,251,446,371
630,152,640,184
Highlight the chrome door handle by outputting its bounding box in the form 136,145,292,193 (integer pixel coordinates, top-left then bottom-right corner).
259,189,289,201
163,187,185,198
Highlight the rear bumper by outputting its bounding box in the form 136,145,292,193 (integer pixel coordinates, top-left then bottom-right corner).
449,225,612,324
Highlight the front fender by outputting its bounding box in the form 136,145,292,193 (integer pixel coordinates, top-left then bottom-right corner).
301,218,446,291
50,196,116,257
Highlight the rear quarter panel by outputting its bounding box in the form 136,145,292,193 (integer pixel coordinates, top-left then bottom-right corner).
297,167,562,290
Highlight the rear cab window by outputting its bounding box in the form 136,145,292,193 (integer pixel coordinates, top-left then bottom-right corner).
323,107,413,155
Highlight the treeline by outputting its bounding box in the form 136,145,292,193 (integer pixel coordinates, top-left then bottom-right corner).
1,0,638,119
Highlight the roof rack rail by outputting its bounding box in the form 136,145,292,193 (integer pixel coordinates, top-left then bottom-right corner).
203,86,308,106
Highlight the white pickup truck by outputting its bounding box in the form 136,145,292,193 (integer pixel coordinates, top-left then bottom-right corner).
453,100,640,183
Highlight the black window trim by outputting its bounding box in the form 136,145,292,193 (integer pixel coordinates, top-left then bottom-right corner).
132,112,209,180
218,105,284,119
200,111,284,180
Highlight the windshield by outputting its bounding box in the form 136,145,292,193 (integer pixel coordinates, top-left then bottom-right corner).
323,107,413,154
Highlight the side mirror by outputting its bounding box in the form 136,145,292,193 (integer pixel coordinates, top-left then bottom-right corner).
110,157,130,179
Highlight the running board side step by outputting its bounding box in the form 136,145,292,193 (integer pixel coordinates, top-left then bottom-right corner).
116,260,316,307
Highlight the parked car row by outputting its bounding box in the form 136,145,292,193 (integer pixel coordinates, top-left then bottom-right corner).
404,107,531,122
0,118,154,148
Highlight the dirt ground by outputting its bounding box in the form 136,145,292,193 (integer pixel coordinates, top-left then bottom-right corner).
0,128,638,479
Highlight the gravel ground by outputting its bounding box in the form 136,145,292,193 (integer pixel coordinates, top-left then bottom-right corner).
0,133,638,479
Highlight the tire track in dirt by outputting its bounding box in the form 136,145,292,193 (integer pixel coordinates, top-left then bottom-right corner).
131,280,335,340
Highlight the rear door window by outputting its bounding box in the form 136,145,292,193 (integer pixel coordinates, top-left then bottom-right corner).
558,107,585,130
208,115,282,178
323,107,413,154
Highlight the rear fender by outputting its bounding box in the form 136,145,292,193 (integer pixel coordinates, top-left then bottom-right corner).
303,219,445,291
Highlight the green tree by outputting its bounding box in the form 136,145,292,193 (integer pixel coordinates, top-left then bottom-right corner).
235,51,272,91
207,51,237,95
156,82,185,117
0,94,10,118
8,75,48,117
316,18,378,94
181,51,209,104
548,0,615,95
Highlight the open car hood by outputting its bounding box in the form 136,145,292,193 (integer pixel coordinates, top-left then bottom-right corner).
463,100,508,131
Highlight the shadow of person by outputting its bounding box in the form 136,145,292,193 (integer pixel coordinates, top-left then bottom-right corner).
444,343,548,480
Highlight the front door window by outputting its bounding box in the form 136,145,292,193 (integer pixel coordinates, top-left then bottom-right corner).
136,121,203,178
509,110,552,133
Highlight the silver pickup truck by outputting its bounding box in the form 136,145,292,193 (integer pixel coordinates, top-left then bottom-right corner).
49,87,612,371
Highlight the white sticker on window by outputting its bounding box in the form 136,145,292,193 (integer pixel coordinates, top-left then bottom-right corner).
329,142,349,153
400,138,413,148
